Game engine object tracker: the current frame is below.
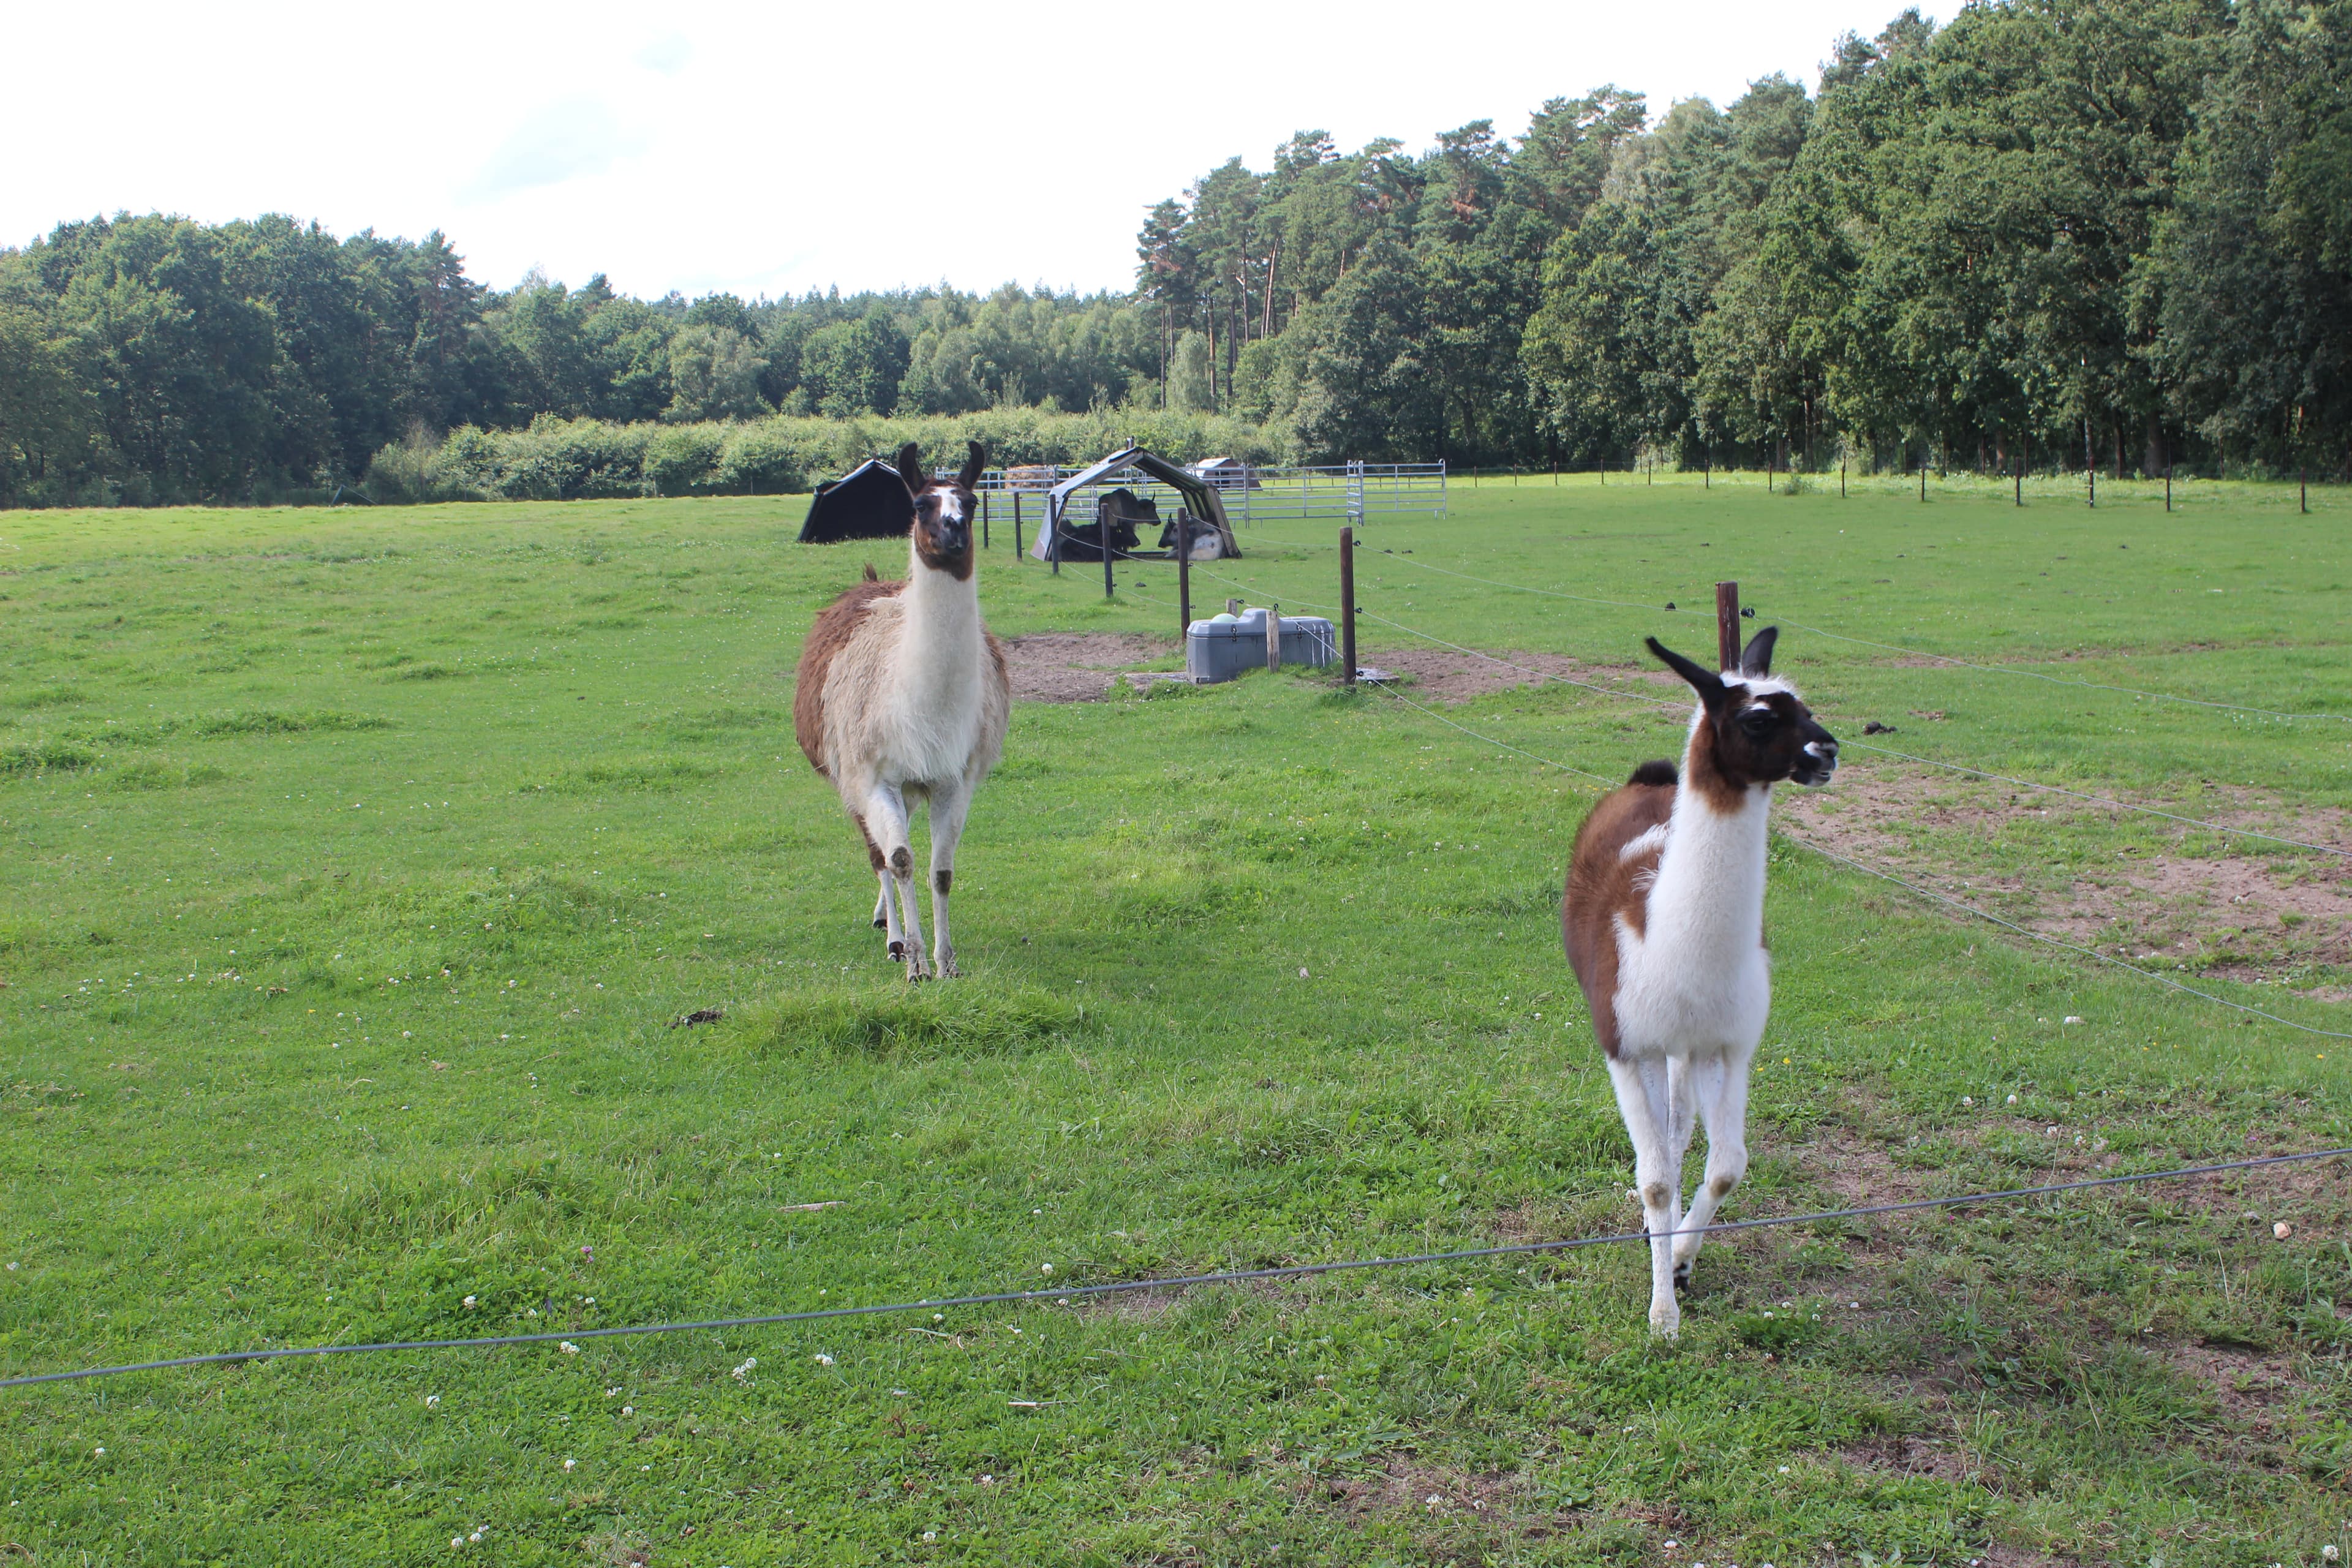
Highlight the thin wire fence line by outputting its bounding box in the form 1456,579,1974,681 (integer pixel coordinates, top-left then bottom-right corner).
8,1148,2343,1392
1357,669,2352,1041
1374,548,2348,723
1766,616,2352,724
1133,564,2339,870
1364,679,1618,785
1087,542,2351,969
1781,835,2352,1039
1842,741,2352,861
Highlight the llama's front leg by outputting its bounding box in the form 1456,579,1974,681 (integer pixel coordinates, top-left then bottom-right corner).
1674,1048,1753,1280
861,787,927,977
1607,1055,1682,1338
924,783,972,979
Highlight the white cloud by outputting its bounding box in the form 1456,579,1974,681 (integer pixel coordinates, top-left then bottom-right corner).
635,32,693,74
460,98,648,203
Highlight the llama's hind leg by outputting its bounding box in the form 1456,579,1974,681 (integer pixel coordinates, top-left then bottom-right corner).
1607,1055,1683,1339
1664,1055,1701,1288
1673,1047,1753,1281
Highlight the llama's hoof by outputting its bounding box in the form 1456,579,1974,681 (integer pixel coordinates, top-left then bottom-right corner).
873,914,889,930
935,952,960,979
887,939,907,961
1648,1302,1681,1340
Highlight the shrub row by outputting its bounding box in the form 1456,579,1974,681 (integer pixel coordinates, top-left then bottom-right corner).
363,410,1287,503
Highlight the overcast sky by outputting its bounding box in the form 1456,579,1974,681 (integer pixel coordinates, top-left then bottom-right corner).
7,0,1914,302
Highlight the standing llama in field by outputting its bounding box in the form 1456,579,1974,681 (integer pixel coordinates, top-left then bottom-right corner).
794,441,1011,981
1562,628,1838,1337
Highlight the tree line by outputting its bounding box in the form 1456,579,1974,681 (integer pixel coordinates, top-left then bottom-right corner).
2,0,2346,505
1142,0,2350,479
0,221,1166,505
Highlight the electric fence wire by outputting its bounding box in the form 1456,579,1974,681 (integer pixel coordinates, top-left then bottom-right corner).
1183,543,2351,860
1049,547,2352,1034
1765,615,2352,725
1354,673,2352,1041
7,1148,2344,1390
1329,539,2350,723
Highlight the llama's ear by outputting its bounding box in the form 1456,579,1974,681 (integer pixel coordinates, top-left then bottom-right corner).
957,440,987,491
895,443,925,495
1647,636,1727,708
1739,625,1778,677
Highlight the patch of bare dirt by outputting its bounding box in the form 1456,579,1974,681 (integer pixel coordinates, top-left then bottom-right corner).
1362,647,1684,706
1780,765,2352,985
1304,1456,1518,1519
1000,632,1176,703
1841,1431,1985,1487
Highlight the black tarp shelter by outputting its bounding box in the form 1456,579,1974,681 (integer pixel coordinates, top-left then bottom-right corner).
799,459,913,543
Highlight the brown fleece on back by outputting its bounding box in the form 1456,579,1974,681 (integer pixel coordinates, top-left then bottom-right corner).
794,575,904,777
1562,769,1676,1058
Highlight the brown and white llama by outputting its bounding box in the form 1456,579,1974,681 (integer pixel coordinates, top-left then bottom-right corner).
1562,628,1838,1336
794,441,1011,981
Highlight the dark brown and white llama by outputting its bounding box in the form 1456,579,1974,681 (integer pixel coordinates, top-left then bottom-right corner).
794,442,1011,981
1562,628,1838,1336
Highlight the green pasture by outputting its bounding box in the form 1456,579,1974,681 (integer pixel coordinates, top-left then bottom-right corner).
1,473,2347,1566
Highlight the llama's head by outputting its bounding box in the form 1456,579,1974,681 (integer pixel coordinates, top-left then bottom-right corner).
1648,628,1838,790
896,440,987,579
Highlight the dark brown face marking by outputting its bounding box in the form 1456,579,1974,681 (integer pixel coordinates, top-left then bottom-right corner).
933,869,952,896
1644,633,1838,809
899,440,987,581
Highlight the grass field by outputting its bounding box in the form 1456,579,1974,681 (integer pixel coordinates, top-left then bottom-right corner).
2,470,2348,1566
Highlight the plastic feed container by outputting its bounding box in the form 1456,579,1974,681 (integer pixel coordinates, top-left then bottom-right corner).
1186,608,1338,684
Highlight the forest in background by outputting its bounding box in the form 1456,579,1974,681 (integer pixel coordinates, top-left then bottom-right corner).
1,0,2346,505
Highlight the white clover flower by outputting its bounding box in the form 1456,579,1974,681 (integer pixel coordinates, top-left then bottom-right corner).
814,1353,835,1366
425,1395,440,1408
562,1458,576,1471
451,1538,464,1550
461,1295,477,1309
2006,1093,2018,1104
922,1532,937,1542
92,1447,105,1457
622,1406,633,1415
559,1341,579,1354
1039,1263,1054,1275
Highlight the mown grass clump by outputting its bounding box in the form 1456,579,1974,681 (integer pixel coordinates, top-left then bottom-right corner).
747,983,1087,1059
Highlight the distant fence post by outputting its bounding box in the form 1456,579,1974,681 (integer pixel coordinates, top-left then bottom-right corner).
981,491,990,550
1267,601,1282,672
1716,581,1741,671
1177,514,1192,642
1013,492,1024,557
1340,526,1357,688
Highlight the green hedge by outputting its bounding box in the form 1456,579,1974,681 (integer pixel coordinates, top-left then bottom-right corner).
365,409,1286,503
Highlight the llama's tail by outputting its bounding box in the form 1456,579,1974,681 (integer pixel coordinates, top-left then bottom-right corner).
862,563,880,582
1627,759,1678,787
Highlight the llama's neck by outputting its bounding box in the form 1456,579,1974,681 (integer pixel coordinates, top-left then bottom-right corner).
897,546,983,691
1649,708,1773,951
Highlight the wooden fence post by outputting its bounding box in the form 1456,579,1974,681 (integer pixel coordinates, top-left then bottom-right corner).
1177,515,1192,641
1266,602,1282,671
1340,526,1357,687
1013,492,1024,557
1716,581,1741,670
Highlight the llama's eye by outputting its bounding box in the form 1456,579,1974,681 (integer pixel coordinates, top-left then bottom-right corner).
1738,710,1776,737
